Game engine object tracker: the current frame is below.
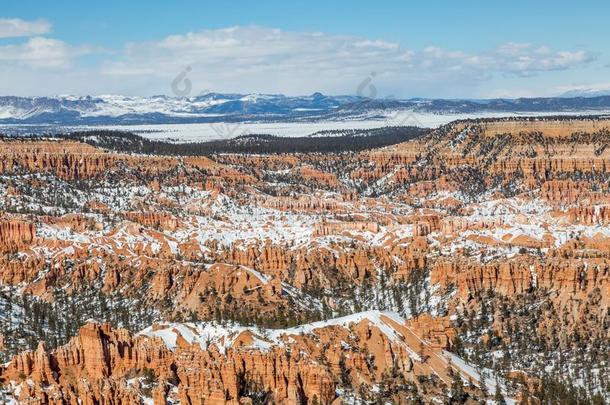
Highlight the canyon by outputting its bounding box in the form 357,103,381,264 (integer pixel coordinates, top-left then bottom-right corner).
0,117,608,404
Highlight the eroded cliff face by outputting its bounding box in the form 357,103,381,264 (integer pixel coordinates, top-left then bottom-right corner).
0,218,35,253
0,313,468,404
1,118,610,403
365,118,610,200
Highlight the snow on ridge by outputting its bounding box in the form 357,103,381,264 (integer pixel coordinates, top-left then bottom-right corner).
281,310,406,341
138,310,407,353
138,322,258,353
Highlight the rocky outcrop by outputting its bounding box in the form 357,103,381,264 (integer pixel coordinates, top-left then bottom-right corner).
566,205,610,225
124,211,178,231
0,217,35,252
298,166,338,187
313,220,379,237
431,258,610,299
371,119,610,196
260,195,340,212
0,313,471,404
541,180,593,205
0,139,180,180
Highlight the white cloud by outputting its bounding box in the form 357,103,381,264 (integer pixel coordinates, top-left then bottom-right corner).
97,26,595,96
417,42,594,77
0,37,89,68
0,18,51,38
0,25,598,97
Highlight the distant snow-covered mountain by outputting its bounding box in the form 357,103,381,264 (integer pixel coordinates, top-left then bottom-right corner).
2,93,610,126
0,93,361,125
560,88,610,98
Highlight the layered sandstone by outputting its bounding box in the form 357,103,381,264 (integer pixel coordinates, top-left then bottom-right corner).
0,217,35,252
0,313,473,404
1,119,609,403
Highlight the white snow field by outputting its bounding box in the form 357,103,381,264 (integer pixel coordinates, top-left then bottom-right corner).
62,109,610,143
2,107,610,143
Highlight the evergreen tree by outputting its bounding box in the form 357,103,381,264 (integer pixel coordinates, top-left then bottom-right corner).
450,370,467,404
494,383,506,405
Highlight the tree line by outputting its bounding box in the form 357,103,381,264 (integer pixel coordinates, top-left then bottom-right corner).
58,126,428,155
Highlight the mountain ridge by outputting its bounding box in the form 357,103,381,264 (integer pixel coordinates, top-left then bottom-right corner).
3,93,610,126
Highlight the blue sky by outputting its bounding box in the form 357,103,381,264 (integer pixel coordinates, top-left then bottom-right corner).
1,0,609,98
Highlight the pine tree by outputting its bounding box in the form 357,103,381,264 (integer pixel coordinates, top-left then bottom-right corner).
479,369,488,399
494,383,506,405
450,370,467,404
